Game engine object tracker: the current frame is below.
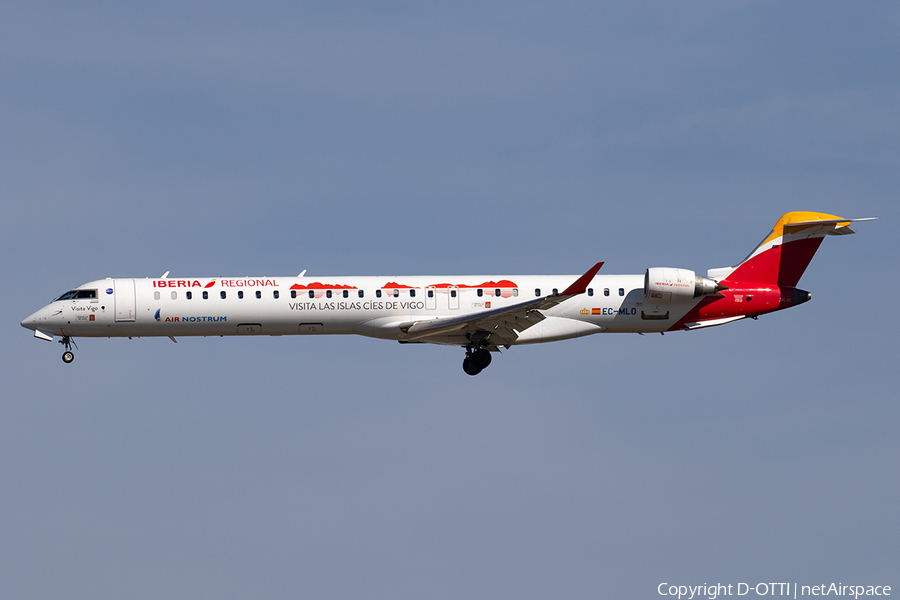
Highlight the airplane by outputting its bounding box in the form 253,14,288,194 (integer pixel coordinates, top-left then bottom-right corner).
21,211,874,375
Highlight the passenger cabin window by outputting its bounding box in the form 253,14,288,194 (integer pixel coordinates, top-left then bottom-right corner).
451,290,457,298
221,291,226,299
512,289,518,297
477,289,483,297
256,290,262,299
588,288,593,297
309,291,314,298
203,291,208,300
376,290,382,298
171,291,177,300
326,290,332,299
619,288,624,296
154,291,160,300
535,288,540,296
239,291,244,299
552,288,558,295
494,288,500,297
274,290,279,299
290,290,296,299
427,290,433,298
409,289,415,298
342,290,348,298
186,291,192,300
358,290,364,298
392,289,399,298
604,288,610,296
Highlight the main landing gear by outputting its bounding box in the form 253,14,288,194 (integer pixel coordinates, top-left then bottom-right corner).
462,347,492,376
59,336,77,363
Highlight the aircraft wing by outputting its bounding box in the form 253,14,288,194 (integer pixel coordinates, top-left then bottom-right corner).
399,262,603,348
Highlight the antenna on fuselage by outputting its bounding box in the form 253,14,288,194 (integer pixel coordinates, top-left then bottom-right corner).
298,270,307,277
161,271,170,278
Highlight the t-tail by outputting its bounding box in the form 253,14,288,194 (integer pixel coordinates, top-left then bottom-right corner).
669,211,876,330
709,211,877,289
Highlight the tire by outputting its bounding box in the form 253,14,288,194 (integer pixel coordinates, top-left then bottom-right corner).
62,351,75,364
471,349,492,370
462,357,482,376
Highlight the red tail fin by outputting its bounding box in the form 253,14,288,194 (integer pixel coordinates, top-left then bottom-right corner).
712,212,870,287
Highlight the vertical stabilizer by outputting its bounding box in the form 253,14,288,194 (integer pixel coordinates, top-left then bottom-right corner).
710,212,873,287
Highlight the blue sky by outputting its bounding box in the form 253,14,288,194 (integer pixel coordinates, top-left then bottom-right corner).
2,2,897,598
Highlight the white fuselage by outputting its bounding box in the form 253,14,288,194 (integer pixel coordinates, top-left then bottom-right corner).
23,273,693,345
21,212,872,372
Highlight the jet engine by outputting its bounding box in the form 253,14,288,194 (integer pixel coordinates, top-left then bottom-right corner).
644,267,721,302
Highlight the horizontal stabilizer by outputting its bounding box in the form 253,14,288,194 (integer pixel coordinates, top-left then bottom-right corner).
783,216,877,229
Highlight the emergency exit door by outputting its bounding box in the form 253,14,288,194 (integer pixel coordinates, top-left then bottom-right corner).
448,286,459,310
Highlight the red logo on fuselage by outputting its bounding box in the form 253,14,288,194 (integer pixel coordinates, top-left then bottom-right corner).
152,278,279,289
153,280,205,288
219,279,278,287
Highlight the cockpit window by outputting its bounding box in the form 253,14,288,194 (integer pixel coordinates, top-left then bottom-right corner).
55,289,97,301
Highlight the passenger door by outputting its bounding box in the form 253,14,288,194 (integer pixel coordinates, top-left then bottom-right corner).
114,279,136,322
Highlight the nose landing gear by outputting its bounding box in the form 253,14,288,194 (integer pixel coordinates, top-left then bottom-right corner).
462,347,492,376
59,336,77,363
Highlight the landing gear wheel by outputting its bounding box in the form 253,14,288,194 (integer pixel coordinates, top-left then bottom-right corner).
471,348,492,370
462,356,482,376
59,336,77,364
463,345,493,376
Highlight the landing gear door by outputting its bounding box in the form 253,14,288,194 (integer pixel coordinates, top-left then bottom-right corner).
114,279,136,322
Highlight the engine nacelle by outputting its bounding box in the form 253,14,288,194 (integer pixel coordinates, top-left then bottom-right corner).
644,267,720,302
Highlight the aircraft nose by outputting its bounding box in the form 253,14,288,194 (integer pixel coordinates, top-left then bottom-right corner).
21,311,38,330
21,306,47,331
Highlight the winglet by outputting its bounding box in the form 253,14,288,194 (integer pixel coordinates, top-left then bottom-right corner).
560,262,604,297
